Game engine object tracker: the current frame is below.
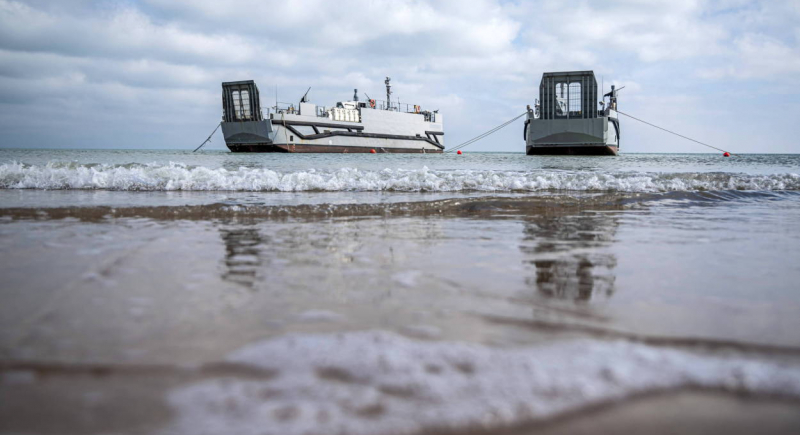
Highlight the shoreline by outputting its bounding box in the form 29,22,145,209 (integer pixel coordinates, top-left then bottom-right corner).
3,366,800,435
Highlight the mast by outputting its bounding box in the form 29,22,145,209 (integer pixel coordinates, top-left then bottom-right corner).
385,77,392,110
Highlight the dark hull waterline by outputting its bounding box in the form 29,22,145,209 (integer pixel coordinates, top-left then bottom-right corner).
527,145,619,156
226,143,443,153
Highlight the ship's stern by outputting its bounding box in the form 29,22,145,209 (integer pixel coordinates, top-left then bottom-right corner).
526,117,618,156
221,80,278,152
221,121,274,152
525,70,618,156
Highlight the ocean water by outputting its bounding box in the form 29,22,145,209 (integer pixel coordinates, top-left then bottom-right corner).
1,149,800,434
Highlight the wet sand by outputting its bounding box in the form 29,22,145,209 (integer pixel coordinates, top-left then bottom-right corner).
527,391,800,435
3,366,800,434
2,187,800,433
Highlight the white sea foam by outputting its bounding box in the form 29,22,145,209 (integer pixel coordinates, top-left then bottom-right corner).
163,331,800,435
1,161,798,192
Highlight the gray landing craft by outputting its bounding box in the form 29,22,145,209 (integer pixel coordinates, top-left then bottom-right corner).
525,71,621,156
220,78,444,153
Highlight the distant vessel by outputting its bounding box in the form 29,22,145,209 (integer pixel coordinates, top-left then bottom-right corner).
525,71,620,155
220,78,444,153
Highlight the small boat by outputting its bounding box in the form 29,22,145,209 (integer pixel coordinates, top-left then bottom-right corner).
525,70,620,155
220,78,444,153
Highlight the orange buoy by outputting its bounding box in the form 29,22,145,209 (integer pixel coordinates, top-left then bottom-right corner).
457,150,462,155
723,152,730,157
370,149,376,154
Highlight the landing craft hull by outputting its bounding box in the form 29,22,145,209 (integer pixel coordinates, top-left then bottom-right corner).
525,71,621,157
525,116,620,157
220,80,444,154
223,119,444,154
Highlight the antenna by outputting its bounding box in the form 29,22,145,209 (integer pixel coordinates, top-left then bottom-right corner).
300,87,311,104
385,77,392,110
275,84,278,112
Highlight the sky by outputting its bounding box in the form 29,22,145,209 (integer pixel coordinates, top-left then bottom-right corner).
0,0,798,153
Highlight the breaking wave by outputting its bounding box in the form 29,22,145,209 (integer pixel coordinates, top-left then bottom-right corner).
1,161,798,192
163,330,800,435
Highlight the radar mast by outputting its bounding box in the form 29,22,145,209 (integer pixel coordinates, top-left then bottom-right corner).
385,77,392,110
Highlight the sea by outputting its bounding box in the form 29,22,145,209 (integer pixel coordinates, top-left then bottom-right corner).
1,149,800,434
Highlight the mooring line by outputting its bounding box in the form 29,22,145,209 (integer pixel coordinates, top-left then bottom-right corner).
193,122,221,152
616,110,736,156
445,112,527,153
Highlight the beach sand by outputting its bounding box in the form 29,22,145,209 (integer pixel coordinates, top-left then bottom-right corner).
3,370,800,435
2,151,800,434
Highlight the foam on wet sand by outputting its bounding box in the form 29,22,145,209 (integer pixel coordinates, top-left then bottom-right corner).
3,151,800,434
162,331,800,435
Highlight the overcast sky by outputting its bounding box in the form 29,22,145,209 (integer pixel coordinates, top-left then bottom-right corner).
1,0,798,153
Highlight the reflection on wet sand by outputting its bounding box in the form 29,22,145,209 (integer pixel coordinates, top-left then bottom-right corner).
220,226,266,288
521,211,619,301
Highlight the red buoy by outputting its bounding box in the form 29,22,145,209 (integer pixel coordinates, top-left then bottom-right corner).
457,150,462,155
370,149,376,154
723,152,730,157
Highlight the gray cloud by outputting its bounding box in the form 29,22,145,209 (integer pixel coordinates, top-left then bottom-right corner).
0,0,798,152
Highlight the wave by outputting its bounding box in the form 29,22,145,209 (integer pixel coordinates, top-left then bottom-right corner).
1,161,798,192
5,192,798,222
162,330,800,435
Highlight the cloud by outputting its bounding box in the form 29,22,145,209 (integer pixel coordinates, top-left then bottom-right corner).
0,1,261,64
0,0,798,152
698,33,800,80
142,0,519,52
